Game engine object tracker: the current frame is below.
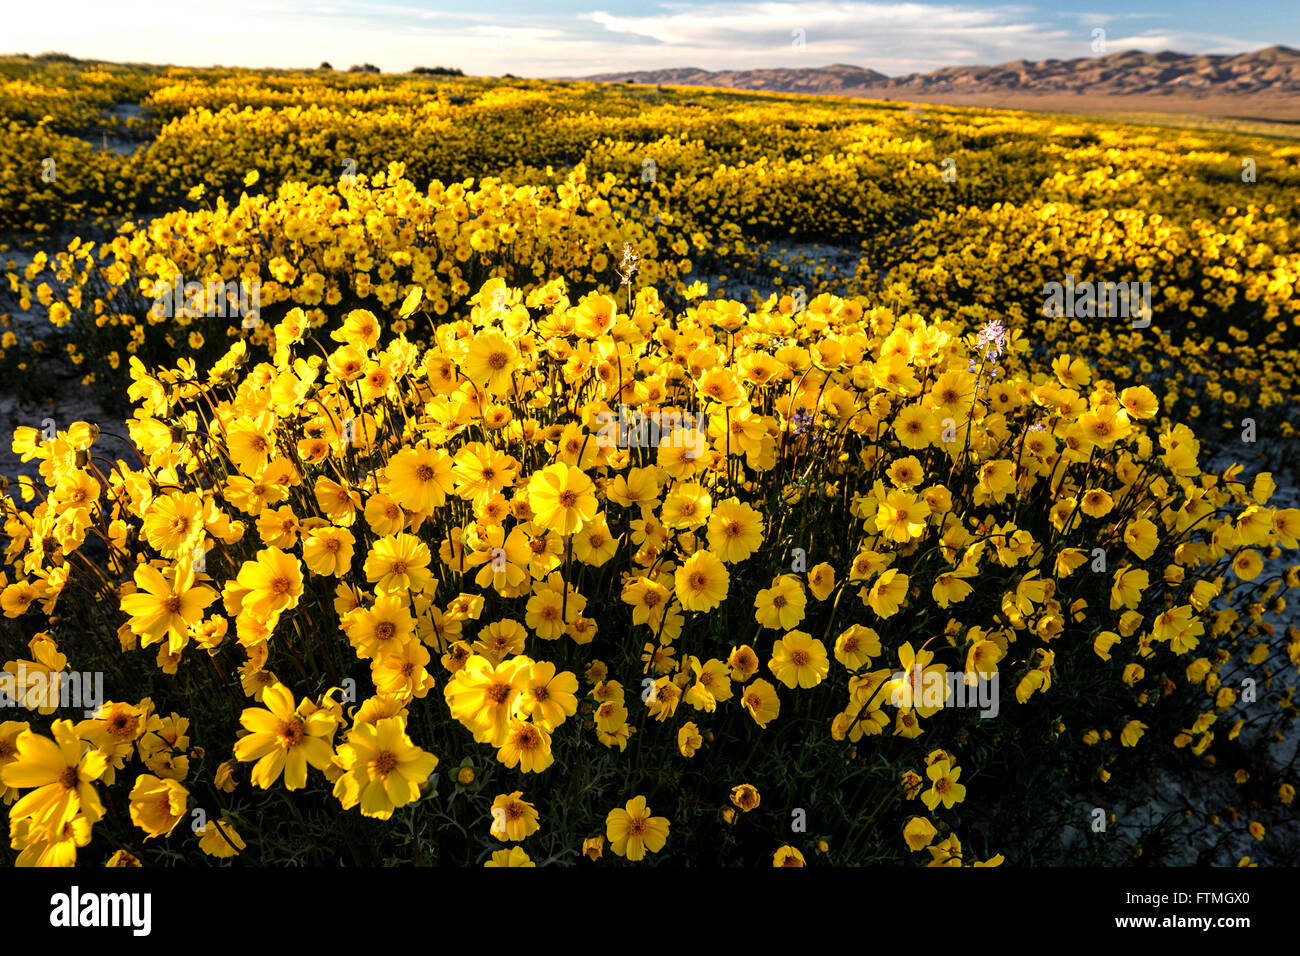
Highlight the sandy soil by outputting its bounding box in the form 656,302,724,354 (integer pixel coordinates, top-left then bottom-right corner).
840,90,1300,125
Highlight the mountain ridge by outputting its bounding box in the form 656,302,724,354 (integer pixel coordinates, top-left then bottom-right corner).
559,46,1300,98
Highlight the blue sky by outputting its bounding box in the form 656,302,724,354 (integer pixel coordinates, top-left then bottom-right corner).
8,1,1298,77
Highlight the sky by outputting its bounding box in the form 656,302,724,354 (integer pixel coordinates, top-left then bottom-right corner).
6,0,1298,78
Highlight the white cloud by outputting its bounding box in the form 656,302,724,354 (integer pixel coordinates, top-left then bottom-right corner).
0,0,1270,77
574,2,1090,74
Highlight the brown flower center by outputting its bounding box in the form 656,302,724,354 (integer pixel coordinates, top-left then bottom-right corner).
279,719,305,747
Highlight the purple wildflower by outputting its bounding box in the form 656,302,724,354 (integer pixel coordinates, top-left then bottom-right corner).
976,320,1007,358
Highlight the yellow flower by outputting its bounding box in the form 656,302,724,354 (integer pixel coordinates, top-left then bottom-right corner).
232,682,338,790
197,818,246,857
484,846,535,867
1119,385,1158,419
515,660,579,731
1120,719,1147,747
698,366,745,406
490,790,540,841
885,641,949,718
974,459,1017,501
754,574,806,630
678,721,703,757
232,546,304,619
876,489,930,544
1078,407,1132,446
705,497,764,565
729,783,760,811
344,592,415,659
773,845,806,867
1233,549,1262,581
1110,568,1149,610
1080,488,1114,518
675,549,730,612
728,644,760,682
444,655,531,746
11,812,93,866
120,560,217,654
931,571,973,608
903,816,938,851
662,482,713,531
463,329,520,394
0,719,106,834
605,795,670,861
398,286,423,318
332,716,438,819
807,562,836,601
142,491,205,557
330,308,382,349
527,462,598,535
225,415,276,477
834,624,881,670
574,293,617,337
865,569,909,618
371,640,437,700
740,678,781,728
927,834,963,867
363,533,435,594
384,445,454,514
301,525,355,577
128,774,189,839
768,630,830,689
453,442,519,506
920,759,966,811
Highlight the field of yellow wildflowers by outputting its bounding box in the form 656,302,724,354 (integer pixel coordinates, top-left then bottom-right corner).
0,55,1297,867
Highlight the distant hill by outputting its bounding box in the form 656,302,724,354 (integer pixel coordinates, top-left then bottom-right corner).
563,46,1300,99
